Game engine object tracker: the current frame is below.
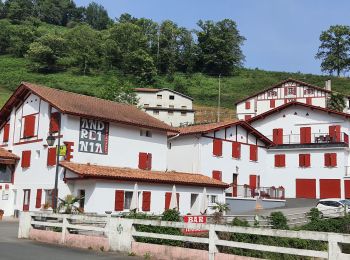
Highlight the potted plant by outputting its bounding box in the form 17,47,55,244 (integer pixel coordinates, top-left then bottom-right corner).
41,202,52,212
0,209,4,220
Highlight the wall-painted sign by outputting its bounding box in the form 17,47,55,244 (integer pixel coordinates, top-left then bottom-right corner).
183,215,207,234
57,145,67,156
79,118,109,155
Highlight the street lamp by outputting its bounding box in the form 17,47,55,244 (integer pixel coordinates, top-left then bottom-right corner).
46,115,61,213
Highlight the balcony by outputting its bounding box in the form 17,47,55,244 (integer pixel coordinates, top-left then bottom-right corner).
226,184,285,200
268,132,349,149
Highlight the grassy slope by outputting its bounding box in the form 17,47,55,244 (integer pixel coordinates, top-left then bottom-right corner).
1,55,350,110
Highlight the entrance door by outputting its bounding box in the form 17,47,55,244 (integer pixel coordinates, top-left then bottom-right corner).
296,179,316,198
232,174,238,197
23,189,31,211
319,179,341,199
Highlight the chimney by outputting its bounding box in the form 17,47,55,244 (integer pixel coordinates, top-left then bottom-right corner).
325,79,332,91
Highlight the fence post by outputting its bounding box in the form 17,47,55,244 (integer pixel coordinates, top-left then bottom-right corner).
108,217,134,252
18,211,31,239
61,215,68,244
328,233,343,259
208,224,218,260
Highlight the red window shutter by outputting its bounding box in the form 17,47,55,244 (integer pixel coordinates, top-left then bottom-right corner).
284,88,288,96
23,115,36,138
275,154,285,167
115,190,124,211
147,153,152,170
273,128,283,145
244,115,252,121
249,175,257,189
142,191,151,212
232,142,241,159
35,189,42,209
177,193,180,209
49,112,60,133
306,97,312,105
3,124,10,142
212,170,222,181
21,151,31,168
270,100,275,108
213,139,222,157
299,154,304,167
300,127,311,144
331,153,337,167
274,155,280,167
304,154,311,167
47,147,57,166
138,152,148,170
245,101,250,109
64,142,74,162
329,125,341,142
250,145,258,161
324,153,331,167
165,192,171,210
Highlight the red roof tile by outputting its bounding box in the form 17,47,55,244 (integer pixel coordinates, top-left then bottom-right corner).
0,148,19,164
134,88,160,92
235,78,331,105
0,83,177,132
60,161,229,188
247,101,350,123
172,120,273,146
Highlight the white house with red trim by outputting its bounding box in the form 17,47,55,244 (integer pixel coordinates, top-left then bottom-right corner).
235,78,335,120
0,82,227,217
135,88,195,127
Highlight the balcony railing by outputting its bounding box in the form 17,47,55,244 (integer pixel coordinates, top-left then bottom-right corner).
226,184,285,200
267,132,349,145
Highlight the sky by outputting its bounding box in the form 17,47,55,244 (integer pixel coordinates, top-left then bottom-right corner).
75,0,350,75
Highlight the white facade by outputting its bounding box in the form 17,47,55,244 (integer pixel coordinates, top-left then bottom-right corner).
135,88,195,127
0,85,225,217
235,79,331,120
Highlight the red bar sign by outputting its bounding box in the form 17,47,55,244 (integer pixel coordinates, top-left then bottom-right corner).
183,216,207,234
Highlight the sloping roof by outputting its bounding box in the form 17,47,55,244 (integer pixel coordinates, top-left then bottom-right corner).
0,83,177,132
235,78,331,105
134,87,194,101
172,120,273,146
247,101,350,123
60,161,229,188
0,147,19,164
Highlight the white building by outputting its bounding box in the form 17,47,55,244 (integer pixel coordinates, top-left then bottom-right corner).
135,88,195,127
235,78,334,120
0,82,227,217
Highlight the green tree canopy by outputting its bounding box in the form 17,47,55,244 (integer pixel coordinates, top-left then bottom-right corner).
85,1,111,30
316,25,350,76
100,79,139,105
4,0,34,22
8,21,38,57
0,20,12,54
196,19,245,76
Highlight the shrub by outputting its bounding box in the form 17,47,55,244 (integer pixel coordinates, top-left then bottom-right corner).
269,212,289,230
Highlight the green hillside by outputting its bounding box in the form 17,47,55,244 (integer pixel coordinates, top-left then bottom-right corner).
1,55,350,109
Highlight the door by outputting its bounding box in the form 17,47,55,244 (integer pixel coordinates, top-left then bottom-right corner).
23,189,31,211
329,125,341,142
345,180,350,199
300,127,311,144
296,179,316,199
273,128,283,145
232,174,238,197
319,179,341,199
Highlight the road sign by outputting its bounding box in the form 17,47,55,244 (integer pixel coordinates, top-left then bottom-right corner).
57,145,67,156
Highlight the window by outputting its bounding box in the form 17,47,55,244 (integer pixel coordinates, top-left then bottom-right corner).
181,106,187,109
267,90,277,97
168,111,174,115
169,95,175,100
212,170,222,181
299,154,311,167
44,190,54,208
169,105,174,108
324,153,337,167
208,195,218,204
144,104,149,108
153,111,159,115
274,154,286,167
142,191,151,212
232,142,241,159
3,124,10,142
306,97,312,105
165,192,179,210
304,88,314,95
157,104,162,107
287,87,296,95
270,99,275,108
244,115,252,120
181,112,187,116
23,115,36,138
21,151,31,168
49,112,60,133
47,148,56,166
0,165,11,183
250,145,258,161
140,129,152,138
78,190,85,209
124,191,133,210
138,152,152,170
35,189,42,209
157,94,162,99
213,139,222,157
190,194,198,209
245,101,251,109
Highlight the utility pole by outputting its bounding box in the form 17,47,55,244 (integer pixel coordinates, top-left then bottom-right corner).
217,74,221,122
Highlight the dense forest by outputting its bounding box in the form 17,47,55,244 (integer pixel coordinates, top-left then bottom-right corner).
0,0,350,114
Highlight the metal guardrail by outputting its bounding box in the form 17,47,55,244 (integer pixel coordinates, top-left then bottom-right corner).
266,132,349,145
227,184,285,200
18,212,350,260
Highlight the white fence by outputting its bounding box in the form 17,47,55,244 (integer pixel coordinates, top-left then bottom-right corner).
18,212,350,260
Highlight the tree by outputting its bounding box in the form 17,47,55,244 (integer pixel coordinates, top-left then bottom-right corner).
0,1,5,19
316,25,350,76
85,2,111,30
4,0,34,22
8,21,38,57
100,80,139,105
327,92,346,112
26,32,66,71
196,19,245,75
65,24,102,75
0,20,12,54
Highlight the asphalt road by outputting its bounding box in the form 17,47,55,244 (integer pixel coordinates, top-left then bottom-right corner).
0,221,141,260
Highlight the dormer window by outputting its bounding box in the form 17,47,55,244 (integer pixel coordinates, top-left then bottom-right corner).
169,95,175,100
267,90,277,97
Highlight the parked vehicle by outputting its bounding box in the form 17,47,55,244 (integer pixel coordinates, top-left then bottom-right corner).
316,199,350,218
